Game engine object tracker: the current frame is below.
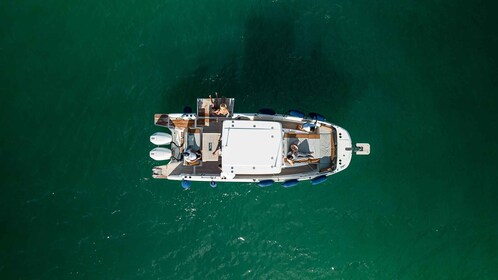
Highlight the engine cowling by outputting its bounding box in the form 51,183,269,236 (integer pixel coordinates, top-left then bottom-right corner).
150,147,172,161
150,132,172,146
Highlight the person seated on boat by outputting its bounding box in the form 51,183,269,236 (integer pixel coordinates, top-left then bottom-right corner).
209,92,230,117
286,154,318,165
183,148,201,164
297,122,318,133
285,144,314,165
214,103,230,117
289,143,299,154
209,92,220,111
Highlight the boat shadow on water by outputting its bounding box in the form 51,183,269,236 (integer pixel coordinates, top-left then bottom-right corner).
162,5,355,116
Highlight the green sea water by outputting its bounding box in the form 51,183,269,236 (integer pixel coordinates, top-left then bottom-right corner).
1,0,498,278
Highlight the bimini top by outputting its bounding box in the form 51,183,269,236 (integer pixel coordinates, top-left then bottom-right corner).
221,120,283,179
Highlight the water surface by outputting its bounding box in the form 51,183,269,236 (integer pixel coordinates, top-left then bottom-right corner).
1,0,497,278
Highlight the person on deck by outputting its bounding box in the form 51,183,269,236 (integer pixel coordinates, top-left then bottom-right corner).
209,92,230,117
212,139,222,156
285,143,314,165
183,148,201,164
214,103,229,116
297,122,318,132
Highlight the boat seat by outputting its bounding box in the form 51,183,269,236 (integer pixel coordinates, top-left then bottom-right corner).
182,128,203,166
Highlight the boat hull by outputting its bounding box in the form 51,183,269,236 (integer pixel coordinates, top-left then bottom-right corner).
151,112,354,184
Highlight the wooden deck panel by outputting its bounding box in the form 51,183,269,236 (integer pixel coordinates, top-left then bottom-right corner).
171,119,195,129
284,133,320,139
331,136,335,160
329,127,336,160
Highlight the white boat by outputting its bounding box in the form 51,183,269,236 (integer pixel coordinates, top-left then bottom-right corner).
150,98,369,188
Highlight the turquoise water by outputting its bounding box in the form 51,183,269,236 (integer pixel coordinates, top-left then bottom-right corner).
2,0,498,278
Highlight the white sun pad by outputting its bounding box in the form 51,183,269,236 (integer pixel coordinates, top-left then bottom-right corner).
221,120,282,178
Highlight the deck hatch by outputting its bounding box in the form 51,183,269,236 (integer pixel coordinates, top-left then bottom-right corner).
221,120,282,179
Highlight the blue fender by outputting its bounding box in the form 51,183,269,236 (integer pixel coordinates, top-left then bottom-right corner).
181,180,191,189
308,112,326,122
183,106,193,113
288,110,305,118
258,179,274,187
282,179,299,188
311,175,327,185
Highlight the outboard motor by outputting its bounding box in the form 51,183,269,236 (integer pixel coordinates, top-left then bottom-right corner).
150,132,172,146
150,147,172,161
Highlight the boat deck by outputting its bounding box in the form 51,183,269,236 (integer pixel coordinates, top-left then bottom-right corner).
153,111,337,180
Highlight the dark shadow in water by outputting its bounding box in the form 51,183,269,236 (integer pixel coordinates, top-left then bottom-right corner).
163,6,352,117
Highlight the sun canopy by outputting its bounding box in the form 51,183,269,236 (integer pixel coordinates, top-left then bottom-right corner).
221,120,282,178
